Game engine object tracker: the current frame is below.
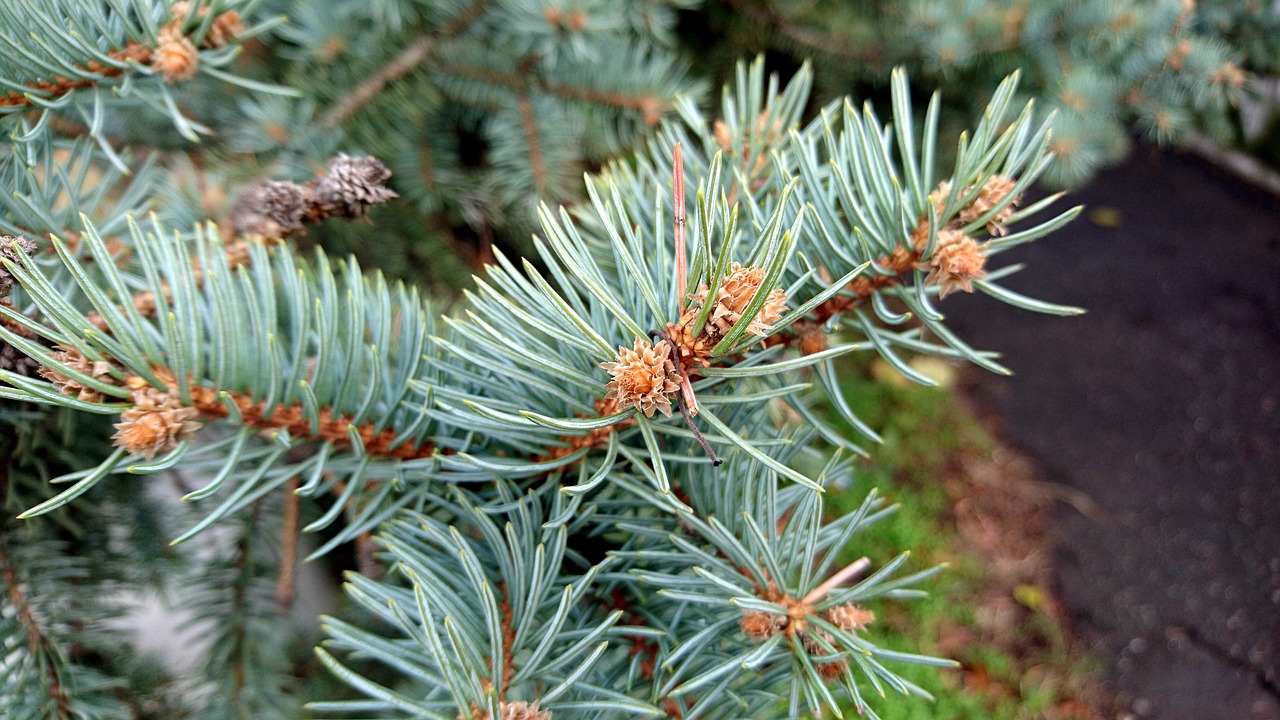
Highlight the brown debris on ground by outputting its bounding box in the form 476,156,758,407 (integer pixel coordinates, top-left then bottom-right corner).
933,391,1110,719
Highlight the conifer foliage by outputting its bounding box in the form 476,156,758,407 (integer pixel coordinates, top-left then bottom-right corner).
1,1,1081,718
699,0,1273,186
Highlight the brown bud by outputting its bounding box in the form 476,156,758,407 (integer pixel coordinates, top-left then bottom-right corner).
171,2,244,48
566,10,588,32
500,701,552,720
113,383,201,458
687,263,788,342
40,345,119,403
203,10,245,48
921,229,987,299
958,174,1019,235
817,660,848,681
794,320,828,356
739,610,786,641
152,25,199,83
713,120,733,153
600,337,681,418
461,700,553,720
824,603,875,632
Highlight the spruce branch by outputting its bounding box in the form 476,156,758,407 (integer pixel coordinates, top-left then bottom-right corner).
84,239,252,331
0,539,73,719
0,54,1092,718
719,0,885,63
0,43,154,111
516,91,549,196
318,35,436,129
0,463,135,720
0,136,163,244
114,368,438,461
2,61,1078,540
0,1,254,114
316,0,493,129
228,506,255,710
84,154,397,331
432,56,674,123
185,497,303,719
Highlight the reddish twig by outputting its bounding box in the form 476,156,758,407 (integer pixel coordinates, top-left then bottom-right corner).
801,556,870,605
673,143,687,304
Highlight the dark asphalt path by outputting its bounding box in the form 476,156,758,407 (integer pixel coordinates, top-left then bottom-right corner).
945,146,1280,720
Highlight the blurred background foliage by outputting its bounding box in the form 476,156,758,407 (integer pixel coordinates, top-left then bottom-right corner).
685,0,1279,188
138,0,1278,292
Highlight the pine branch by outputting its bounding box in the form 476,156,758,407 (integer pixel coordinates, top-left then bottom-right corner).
185,498,302,720
83,154,397,330
318,36,436,130
228,509,254,712
0,55,1089,717
720,0,884,63
516,91,549,195
317,0,493,128
0,454,65,718
0,540,73,719
0,43,153,110
137,369,436,460
0,1,255,139
4,61,1075,544
784,231,923,332
83,239,252,331
433,58,669,122
543,83,666,127
1,136,162,244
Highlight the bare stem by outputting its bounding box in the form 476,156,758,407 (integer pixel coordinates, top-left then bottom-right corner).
673,143,687,306
274,478,300,614
676,387,721,466
801,556,870,605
